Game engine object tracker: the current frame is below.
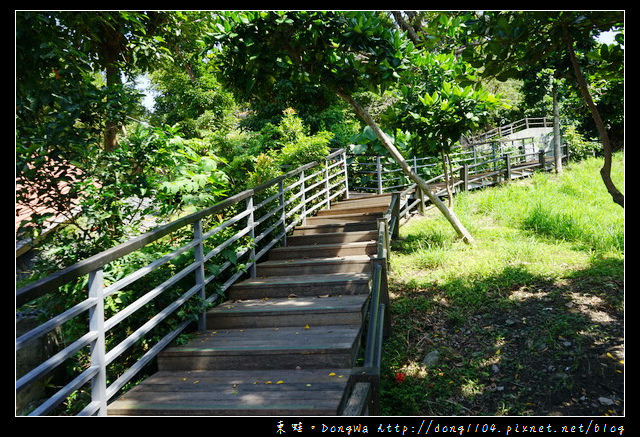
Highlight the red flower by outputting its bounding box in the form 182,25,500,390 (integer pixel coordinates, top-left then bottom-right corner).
395,372,405,383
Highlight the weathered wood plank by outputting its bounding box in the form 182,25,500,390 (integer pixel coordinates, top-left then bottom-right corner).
109,367,352,416
268,241,377,260
257,255,372,276
228,273,370,299
207,295,368,329
287,230,378,246
292,221,378,235
157,325,362,371
341,382,371,416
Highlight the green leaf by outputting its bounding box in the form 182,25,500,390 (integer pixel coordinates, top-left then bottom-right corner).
419,93,433,106
350,143,368,155
362,125,377,141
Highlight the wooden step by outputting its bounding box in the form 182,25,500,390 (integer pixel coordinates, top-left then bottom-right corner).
157,325,362,371
108,368,352,416
305,211,383,225
287,230,378,246
257,255,372,276
268,241,377,260
228,273,370,299
107,192,396,417
346,192,393,201
292,221,378,235
316,204,388,216
330,197,391,210
206,295,369,329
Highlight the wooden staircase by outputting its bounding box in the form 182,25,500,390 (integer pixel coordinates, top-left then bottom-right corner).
107,193,391,416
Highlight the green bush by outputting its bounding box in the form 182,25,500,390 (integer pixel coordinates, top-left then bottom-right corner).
563,125,601,161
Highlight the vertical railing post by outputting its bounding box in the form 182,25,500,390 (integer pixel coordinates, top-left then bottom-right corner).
88,268,107,416
342,150,350,200
377,217,390,263
416,185,425,215
194,219,207,330
299,170,307,225
247,195,257,278
539,149,546,171
376,156,383,195
391,192,400,240
504,154,512,182
461,163,469,192
324,159,331,208
278,180,287,247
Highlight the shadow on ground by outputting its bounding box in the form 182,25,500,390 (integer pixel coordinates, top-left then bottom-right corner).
381,256,624,416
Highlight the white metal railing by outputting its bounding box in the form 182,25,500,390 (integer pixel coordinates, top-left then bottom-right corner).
348,142,567,226
15,127,567,416
16,149,350,416
463,117,553,145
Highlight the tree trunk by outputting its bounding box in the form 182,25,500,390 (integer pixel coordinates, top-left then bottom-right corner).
552,83,563,175
101,22,124,152
337,89,475,244
441,150,454,209
563,25,623,207
391,12,421,46
103,63,121,152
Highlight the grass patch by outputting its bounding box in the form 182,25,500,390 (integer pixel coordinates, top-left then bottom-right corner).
382,153,624,416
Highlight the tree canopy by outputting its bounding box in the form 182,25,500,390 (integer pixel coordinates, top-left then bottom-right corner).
16,10,624,258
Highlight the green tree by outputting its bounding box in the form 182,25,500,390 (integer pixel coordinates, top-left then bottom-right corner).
16,11,222,250
460,11,624,207
212,11,475,243
150,63,237,138
394,51,504,207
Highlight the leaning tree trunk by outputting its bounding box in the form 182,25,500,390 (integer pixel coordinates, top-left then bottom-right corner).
441,150,454,209
563,25,623,208
552,83,563,175
337,89,475,245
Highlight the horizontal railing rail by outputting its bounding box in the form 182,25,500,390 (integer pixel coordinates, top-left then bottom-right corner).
463,117,553,145
16,148,349,416
384,144,567,226
347,135,565,196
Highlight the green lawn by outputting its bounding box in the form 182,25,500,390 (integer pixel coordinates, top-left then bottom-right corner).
381,153,624,416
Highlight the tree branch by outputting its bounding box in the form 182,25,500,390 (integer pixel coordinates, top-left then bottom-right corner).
562,23,623,207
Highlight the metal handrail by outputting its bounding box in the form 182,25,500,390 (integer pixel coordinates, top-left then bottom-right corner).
348,191,397,415
16,148,349,416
